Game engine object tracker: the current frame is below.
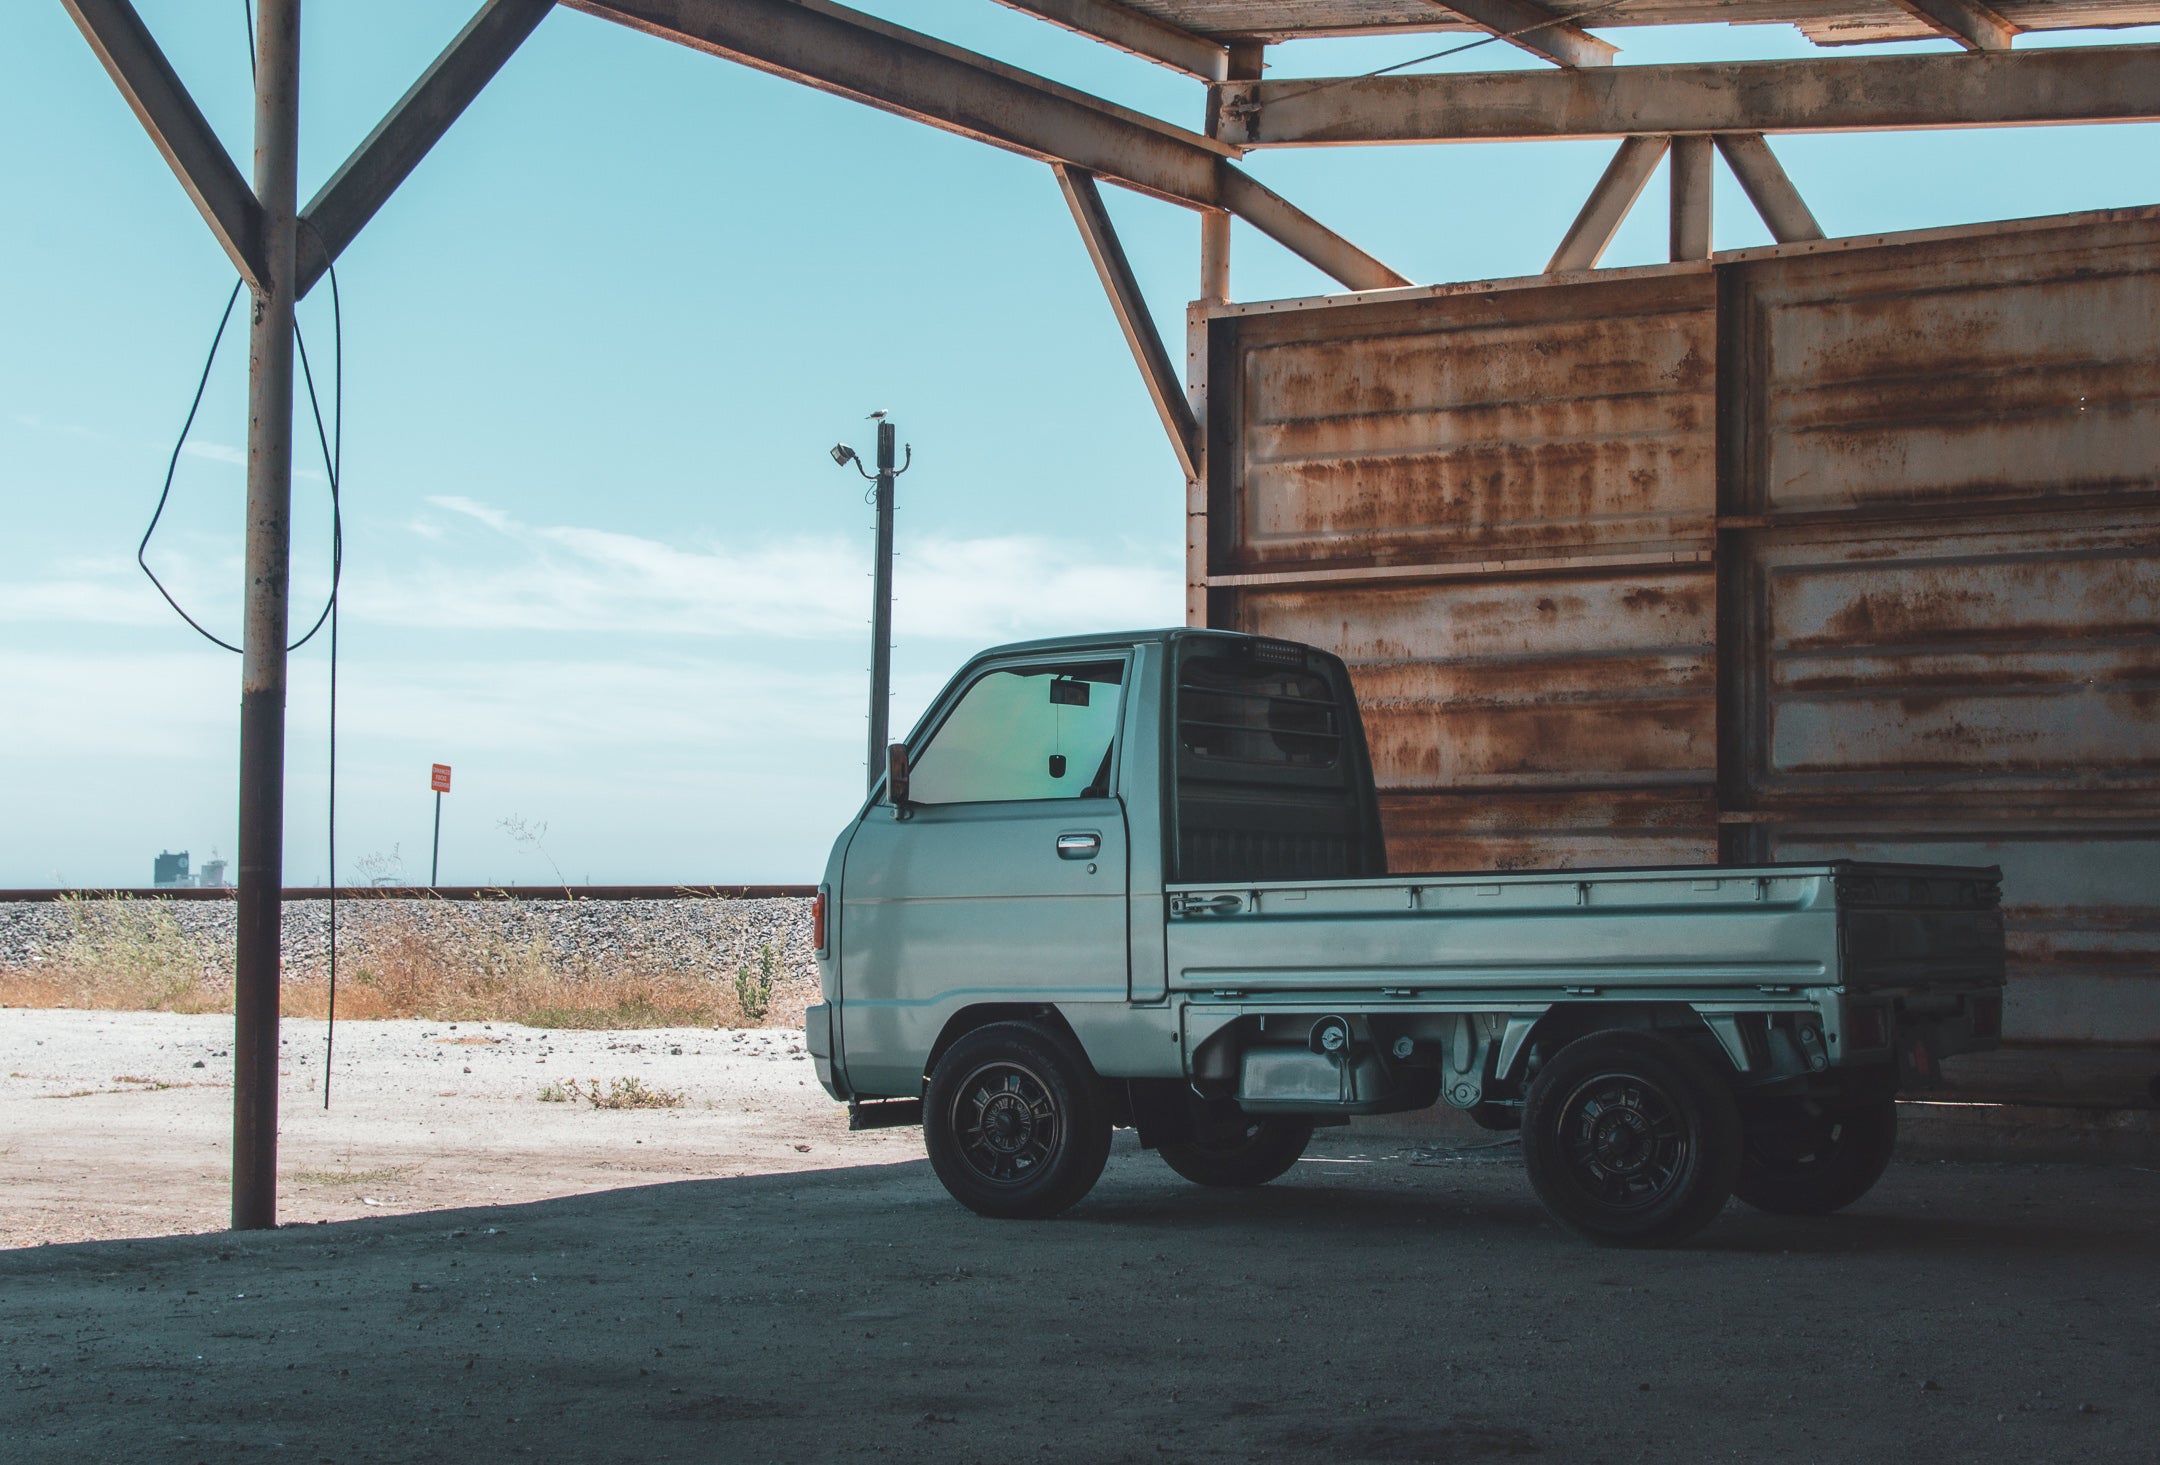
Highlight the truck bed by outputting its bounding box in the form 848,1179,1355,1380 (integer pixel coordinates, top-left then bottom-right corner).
1164,861,2003,1004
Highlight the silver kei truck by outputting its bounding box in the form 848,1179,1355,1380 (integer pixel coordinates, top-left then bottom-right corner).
804,628,2007,1246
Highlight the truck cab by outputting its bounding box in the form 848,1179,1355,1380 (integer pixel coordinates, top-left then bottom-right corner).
804,629,2005,1246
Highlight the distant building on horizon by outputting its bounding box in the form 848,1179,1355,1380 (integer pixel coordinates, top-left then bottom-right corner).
153,850,230,889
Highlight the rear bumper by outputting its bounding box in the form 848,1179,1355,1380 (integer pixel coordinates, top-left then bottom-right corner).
1830,986,2005,1082
803,1002,848,1101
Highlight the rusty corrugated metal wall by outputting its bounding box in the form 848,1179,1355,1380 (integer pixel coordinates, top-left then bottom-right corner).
1195,207,2160,1106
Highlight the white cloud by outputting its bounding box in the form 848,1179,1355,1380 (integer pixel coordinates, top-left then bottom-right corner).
0,576,168,627
0,499,1182,885
180,441,245,467
1,497,1183,655
365,496,1182,645
428,494,511,532
0,542,240,629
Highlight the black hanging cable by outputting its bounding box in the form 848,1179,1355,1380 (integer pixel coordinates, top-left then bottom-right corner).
139,0,349,1107
1244,0,1634,113
295,220,344,1108
139,283,247,652
140,294,344,654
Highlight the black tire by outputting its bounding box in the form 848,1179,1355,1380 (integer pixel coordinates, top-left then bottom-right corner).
1158,1113,1312,1188
1520,1030,1742,1247
923,1022,1112,1219
1734,1097,1897,1216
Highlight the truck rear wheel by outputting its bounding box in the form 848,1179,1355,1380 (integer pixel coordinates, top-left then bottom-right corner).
1158,1114,1312,1188
1734,1097,1897,1216
1520,1031,1741,1248
923,1022,1112,1219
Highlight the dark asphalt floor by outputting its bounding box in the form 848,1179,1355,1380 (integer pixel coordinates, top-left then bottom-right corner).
4,1134,2157,1464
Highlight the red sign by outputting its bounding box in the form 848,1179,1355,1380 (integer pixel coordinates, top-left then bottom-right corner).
430,763,452,794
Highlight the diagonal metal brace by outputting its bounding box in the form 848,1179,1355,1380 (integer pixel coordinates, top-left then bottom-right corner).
1546,133,1666,272
61,0,266,289
299,0,556,297
1055,165,1200,479
571,0,1407,292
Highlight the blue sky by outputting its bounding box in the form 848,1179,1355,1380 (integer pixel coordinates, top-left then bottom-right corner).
3,2,2155,886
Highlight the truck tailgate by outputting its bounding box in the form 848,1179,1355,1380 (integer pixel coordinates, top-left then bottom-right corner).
1832,863,2006,998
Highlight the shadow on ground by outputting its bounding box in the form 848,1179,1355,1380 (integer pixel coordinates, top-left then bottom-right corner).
5,1138,2157,1464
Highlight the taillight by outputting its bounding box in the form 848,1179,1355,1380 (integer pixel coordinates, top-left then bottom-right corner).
1970,992,2002,1040
812,888,828,953
1845,1003,1889,1051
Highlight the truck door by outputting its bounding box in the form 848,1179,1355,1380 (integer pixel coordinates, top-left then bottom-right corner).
838,655,1131,1097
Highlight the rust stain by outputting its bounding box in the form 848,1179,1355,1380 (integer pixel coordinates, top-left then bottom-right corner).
1215,219,2160,1094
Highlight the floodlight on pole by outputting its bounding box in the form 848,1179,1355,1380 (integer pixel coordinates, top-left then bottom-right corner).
830,418,910,793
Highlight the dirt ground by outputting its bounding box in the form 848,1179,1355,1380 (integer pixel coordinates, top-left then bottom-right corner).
4,1010,2159,1464
0,1009,913,1247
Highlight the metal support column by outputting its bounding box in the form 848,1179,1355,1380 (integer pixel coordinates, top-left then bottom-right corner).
1669,134,1713,261
234,0,300,1232
1199,39,1265,302
866,419,897,792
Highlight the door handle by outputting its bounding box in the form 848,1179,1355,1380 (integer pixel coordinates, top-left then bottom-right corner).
1056,832,1101,860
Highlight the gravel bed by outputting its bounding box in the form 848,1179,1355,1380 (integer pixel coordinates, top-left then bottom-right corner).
0,895,815,987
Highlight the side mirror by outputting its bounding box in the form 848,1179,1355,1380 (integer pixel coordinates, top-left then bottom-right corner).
885,742,911,818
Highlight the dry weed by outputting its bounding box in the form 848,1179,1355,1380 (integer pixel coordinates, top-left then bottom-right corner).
1,894,815,1030
0,895,224,1014
289,1166,410,1188
553,1076,685,1110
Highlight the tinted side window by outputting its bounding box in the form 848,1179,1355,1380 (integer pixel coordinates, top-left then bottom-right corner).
908,660,1125,805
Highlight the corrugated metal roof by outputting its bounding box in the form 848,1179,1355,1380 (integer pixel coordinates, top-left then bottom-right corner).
1121,0,2160,46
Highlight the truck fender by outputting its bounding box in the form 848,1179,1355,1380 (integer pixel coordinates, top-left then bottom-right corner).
1694,1013,1757,1076
1499,1003,1736,1090
922,1003,1089,1084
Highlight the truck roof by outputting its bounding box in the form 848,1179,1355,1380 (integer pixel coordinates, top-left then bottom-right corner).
968,627,1257,660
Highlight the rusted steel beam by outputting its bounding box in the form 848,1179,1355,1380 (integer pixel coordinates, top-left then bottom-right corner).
1546,133,1665,272
59,0,265,288
569,0,1233,198
1215,168,1408,289
991,0,1228,80
232,0,302,1235
568,0,1406,290
1669,134,1712,261
298,0,554,298
1055,165,1200,478
1223,44,2160,144
1714,133,1823,243
1886,0,2017,51
1199,42,1265,302
1425,0,1616,69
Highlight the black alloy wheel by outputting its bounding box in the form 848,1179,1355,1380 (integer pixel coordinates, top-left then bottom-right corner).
1158,1111,1313,1188
1520,1030,1741,1247
923,1022,1111,1219
1734,1096,1898,1216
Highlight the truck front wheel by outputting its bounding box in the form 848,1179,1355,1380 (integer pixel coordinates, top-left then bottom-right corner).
1158,1113,1312,1188
1520,1031,1742,1247
924,1022,1112,1219
1733,1097,1897,1216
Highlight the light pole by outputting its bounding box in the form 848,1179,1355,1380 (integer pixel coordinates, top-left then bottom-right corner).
831,415,910,794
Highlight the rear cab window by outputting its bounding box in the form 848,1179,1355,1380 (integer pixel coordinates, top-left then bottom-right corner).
1171,637,1380,884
